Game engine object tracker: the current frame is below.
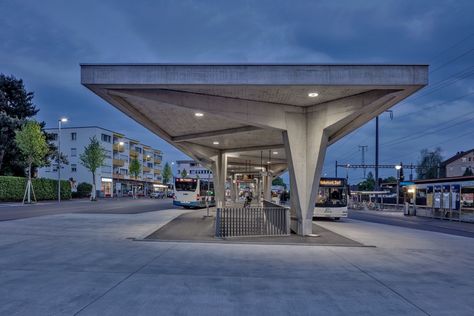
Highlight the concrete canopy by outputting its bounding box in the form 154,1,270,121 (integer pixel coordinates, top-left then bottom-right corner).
81,64,428,235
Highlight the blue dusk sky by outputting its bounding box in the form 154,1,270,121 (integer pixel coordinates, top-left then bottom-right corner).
1,0,474,183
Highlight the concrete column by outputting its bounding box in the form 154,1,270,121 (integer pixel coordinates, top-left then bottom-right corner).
283,111,328,236
230,175,236,203
263,173,272,201
214,152,227,208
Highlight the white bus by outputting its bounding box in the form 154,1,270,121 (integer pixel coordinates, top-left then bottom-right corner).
173,178,216,209
314,178,348,220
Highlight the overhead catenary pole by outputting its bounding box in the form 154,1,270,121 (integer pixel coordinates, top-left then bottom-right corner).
359,145,368,178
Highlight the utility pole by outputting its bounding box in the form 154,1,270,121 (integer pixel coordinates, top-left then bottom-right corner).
375,111,393,196
359,145,368,178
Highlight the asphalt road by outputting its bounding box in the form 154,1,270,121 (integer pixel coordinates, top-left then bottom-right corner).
348,209,474,238
0,198,175,221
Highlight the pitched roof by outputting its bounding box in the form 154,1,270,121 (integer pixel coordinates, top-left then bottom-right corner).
441,149,474,166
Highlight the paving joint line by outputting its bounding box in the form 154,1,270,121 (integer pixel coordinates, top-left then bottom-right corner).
327,247,431,316
73,243,177,315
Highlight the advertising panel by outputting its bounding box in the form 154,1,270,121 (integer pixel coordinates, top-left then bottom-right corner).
442,185,450,209
451,185,460,210
434,185,442,208
426,186,433,207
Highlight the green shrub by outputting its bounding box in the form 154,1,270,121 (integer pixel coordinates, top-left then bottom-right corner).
74,182,92,198
0,176,71,201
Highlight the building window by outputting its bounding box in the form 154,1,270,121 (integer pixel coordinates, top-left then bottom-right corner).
71,148,77,157
71,164,77,172
101,165,112,174
101,134,112,143
104,150,112,159
50,133,58,141
71,132,77,141
462,157,467,162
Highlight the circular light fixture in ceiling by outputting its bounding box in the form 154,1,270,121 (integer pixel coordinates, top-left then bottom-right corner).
213,141,219,145
308,92,319,98
272,151,278,155
195,112,204,117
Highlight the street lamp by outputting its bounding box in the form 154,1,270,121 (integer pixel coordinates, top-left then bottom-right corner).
58,117,68,202
395,164,402,208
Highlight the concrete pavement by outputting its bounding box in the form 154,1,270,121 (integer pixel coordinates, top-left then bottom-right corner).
349,209,474,238
0,207,473,315
0,198,174,221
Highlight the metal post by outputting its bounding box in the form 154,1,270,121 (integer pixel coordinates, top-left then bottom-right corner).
396,169,400,208
58,120,62,203
335,160,338,178
375,116,379,190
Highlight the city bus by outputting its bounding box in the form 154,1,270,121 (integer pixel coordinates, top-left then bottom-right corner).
314,177,348,220
173,178,216,208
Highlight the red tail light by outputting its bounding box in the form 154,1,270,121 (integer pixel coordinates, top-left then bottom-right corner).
196,194,200,201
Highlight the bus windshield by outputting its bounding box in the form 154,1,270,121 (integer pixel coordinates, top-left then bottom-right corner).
175,179,198,191
316,187,347,207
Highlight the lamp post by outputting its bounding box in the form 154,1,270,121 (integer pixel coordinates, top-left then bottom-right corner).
58,117,68,202
395,164,402,208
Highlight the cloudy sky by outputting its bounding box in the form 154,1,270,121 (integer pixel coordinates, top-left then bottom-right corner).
1,0,473,184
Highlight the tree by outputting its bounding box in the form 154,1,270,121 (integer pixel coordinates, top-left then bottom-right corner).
272,176,287,188
358,171,375,191
129,158,141,199
79,136,106,201
463,167,474,176
416,147,443,179
162,162,172,184
15,121,49,203
0,74,39,175
181,168,188,178
381,176,397,183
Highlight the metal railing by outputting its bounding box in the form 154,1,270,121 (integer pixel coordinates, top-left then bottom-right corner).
215,206,290,238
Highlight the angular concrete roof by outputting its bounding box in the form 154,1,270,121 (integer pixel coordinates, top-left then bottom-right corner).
81,64,428,174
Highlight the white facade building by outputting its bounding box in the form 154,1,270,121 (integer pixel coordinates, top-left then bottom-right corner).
176,160,213,180
38,126,163,197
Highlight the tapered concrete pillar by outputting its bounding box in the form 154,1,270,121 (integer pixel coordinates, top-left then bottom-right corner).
283,111,328,236
213,152,227,208
230,176,236,203
263,173,272,201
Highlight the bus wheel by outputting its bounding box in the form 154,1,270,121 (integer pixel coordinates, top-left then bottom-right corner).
334,217,340,220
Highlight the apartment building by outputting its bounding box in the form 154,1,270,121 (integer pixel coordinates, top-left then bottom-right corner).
176,160,213,180
38,126,163,197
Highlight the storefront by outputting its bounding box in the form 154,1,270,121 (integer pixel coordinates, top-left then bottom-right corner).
100,177,113,197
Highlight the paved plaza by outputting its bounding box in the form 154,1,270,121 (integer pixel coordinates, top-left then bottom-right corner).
0,205,473,315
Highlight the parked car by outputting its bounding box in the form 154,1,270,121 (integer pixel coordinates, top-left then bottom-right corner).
166,191,175,198
150,191,165,199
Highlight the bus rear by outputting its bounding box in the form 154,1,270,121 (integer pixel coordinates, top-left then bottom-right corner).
173,178,216,208
173,178,200,208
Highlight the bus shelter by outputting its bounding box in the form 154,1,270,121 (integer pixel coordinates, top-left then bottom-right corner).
81,64,428,235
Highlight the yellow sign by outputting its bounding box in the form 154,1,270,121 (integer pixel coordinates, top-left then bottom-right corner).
320,179,343,186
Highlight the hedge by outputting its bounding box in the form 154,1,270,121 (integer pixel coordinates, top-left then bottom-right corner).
0,176,71,201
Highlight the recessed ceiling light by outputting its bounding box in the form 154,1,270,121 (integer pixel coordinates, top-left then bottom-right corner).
308,92,319,98
267,161,271,164
195,112,204,117
213,141,219,145
272,151,278,155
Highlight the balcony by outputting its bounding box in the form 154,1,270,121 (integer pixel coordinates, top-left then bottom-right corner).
154,169,161,175
143,166,151,173
129,150,139,157
113,159,125,167
113,143,125,152
113,173,125,179
154,159,161,164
